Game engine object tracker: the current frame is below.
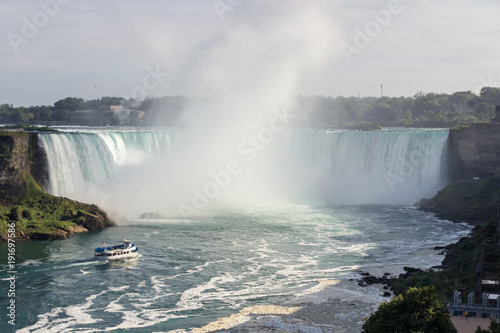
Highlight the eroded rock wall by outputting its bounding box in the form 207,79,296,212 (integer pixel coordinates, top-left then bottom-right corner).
448,123,500,180
0,131,30,197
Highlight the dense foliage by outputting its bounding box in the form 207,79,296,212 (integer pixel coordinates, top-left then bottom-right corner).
0,95,187,126
0,176,112,239
362,286,457,333
297,88,500,128
0,87,499,127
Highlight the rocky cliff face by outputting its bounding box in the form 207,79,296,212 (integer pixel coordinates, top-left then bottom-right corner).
0,130,114,240
0,131,48,197
29,132,49,191
448,123,500,180
0,131,30,197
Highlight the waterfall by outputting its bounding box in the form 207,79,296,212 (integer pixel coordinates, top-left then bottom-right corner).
38,130,176,200
38,128,449,217
286,129,449,204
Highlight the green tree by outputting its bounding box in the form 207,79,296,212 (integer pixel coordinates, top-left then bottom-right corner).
53,97,84,111
0,103,12,112
480,87,500,105
98,96,125,110
362,286,456,333
8,109,26,123
51,109,70,121
39,109,52,121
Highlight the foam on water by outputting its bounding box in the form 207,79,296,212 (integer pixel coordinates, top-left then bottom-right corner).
17,291,106,333
18,259,43,267
9,202,472,332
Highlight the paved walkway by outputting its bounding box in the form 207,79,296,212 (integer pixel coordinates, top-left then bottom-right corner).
451,315,491,333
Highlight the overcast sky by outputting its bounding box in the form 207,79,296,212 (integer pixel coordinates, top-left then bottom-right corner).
1,0,499,107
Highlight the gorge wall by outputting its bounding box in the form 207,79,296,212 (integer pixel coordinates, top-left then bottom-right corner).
0,131,31,197
0,130,47,197
448,123,500,180
0,130,113,240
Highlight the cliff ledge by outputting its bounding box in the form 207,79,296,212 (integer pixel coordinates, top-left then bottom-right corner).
0,130,114,240
448,123,500,180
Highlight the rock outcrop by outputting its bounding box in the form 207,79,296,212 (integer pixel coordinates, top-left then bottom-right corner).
448,123,500,180
0,131,30,197
419,174,500,224
0,129,114,240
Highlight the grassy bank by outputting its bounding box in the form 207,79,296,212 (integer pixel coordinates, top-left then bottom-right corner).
0,176,113,240
0,129,113,240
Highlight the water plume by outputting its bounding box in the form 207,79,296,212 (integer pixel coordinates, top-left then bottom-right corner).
38,4,452,219
65,2,341,219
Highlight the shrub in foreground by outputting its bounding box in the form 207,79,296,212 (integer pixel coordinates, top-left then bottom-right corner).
362,286,456,333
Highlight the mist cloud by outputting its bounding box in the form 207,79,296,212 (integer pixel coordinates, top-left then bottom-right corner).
89,1,341,218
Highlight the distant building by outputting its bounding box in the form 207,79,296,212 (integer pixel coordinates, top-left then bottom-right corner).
71,106,144,126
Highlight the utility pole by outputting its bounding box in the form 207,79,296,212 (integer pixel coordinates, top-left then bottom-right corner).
497,198,500,249
381,83,383,98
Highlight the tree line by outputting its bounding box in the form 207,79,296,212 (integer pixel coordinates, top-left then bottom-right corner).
0,96,187,126
1,88,499,127
297,87,500,128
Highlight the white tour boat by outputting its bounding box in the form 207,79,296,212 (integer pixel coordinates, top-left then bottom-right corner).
94,239,139,261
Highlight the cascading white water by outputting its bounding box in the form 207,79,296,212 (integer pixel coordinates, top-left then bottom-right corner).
38,128,449,217
39,130,176,200
284,129,449,204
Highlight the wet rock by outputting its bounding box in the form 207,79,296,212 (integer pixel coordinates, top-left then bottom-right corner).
80,212,108,231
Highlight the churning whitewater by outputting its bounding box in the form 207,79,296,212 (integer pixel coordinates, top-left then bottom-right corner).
6,203,470,333
0,127,468,332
